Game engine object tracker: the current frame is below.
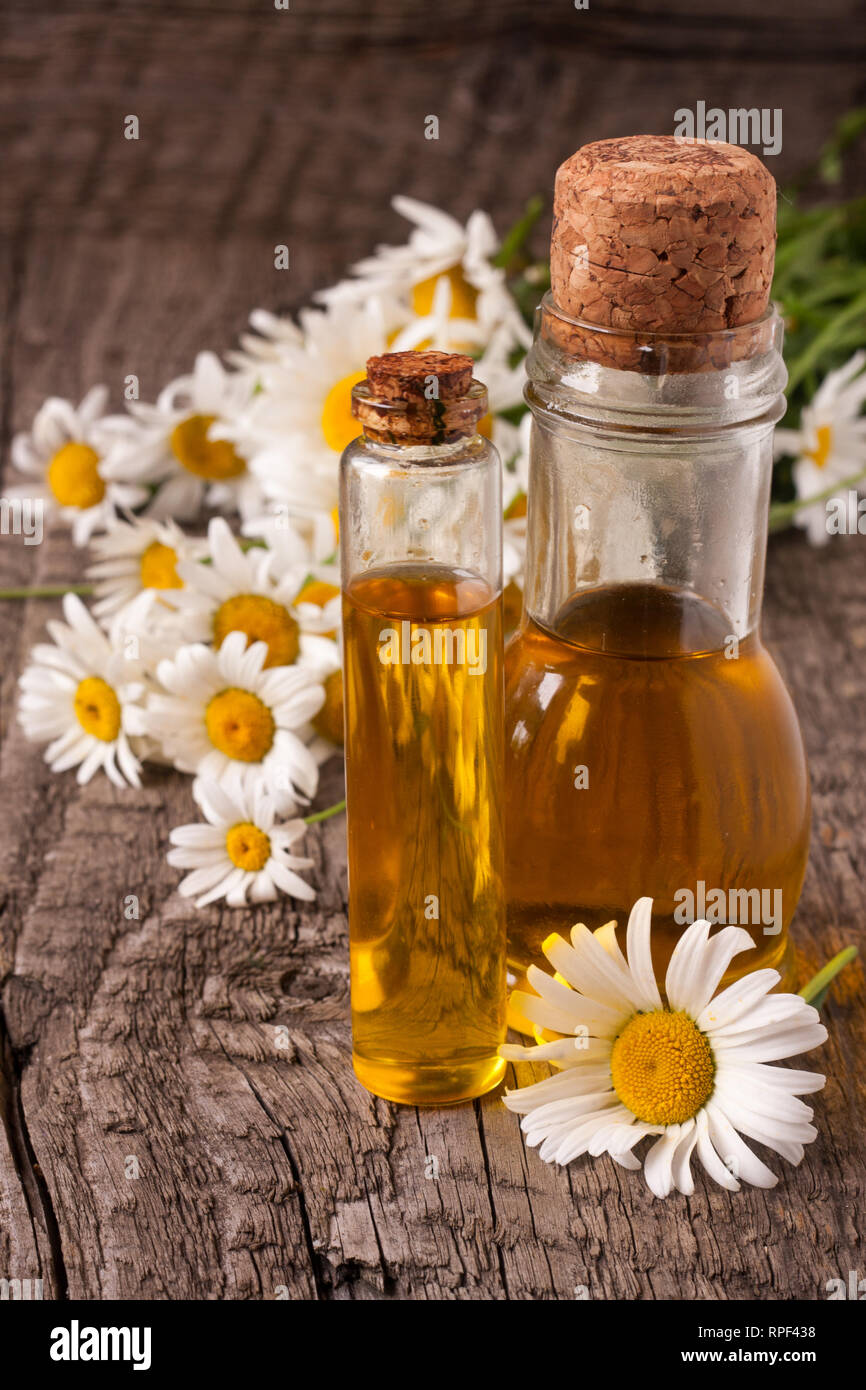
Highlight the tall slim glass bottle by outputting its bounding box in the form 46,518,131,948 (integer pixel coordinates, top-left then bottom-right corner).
340,350,507,1104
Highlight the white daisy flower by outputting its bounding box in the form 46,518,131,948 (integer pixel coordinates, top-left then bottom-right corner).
319,196,497,302
170,517,338,674
4,387,150,546
167,777,315,908
146,630,324,812
229,298,394,522
18,593,146,788
501,898,827,1198
99,352,263,523
85,516,205,626
319,196,530,355
775,351,866,546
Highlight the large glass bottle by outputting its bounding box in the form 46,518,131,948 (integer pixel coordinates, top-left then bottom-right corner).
505,297,810,987
340,351,507,1104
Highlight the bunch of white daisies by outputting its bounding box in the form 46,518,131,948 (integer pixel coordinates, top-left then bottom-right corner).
17,514,343,908
4,198,531,559
11,199,534,911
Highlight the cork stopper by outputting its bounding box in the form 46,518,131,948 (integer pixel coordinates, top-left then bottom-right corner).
353,350,487,443
550,135,777,369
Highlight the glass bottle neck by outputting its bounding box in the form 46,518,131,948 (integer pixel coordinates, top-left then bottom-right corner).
521,297,787,651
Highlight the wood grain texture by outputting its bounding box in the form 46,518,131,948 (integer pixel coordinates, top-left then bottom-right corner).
0,0,864,1300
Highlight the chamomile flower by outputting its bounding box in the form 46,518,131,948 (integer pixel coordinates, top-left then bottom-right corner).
18,593,146,788
170,517,337,675
99,352,262,523
775,351,866,545
233,298,394,519
320,196,530,355
501,898,827,1198
5,387,150,546
86,516,204,626
146,630,324,812
319,196,496,305
167,778,315,907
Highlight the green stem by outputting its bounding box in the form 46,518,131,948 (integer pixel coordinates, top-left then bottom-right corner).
768,464,866,532
303,798,346,826
798,946,858,1008
492,195,545,270
0,583,94,599
784,289,866,394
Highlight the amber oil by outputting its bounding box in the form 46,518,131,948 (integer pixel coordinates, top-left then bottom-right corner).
505,582,810,985
344,562,507,1104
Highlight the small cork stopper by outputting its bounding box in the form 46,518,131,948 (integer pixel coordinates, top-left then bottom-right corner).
366,350,474,401
550,135,777,369
354,350,486,443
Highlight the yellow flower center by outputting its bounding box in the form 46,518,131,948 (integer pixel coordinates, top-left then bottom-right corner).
139,540,182,590
170,414,246,480
295,578,340,608
74,676,121,742
610,1010,715,1126
311,667,344,745
321,370,367,453
47,443,105,509
212,594,300,669
225,821,271,872
412,266,478,321
331,505,340,544
204,687,275,762
806,423,833,470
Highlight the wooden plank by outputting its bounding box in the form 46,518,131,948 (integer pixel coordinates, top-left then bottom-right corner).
1,3,864,248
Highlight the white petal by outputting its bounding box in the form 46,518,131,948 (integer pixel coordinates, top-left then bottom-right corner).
704,1101,779,1188
694,1109,741,1191
670,1120,701,1194
666,920,754,1014
644,1128,683,1198
625,896,663,1011
509,984,591,1039
697,968,780,1032
550,923,644,1012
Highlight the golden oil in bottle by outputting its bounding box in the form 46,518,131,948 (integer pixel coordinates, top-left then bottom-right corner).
505,583,810,985
344,565,506,1104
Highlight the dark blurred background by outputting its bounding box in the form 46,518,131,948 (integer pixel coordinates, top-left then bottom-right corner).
1,0,864,424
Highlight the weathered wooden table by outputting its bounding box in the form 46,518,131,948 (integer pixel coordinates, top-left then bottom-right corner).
1,0,864,1300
